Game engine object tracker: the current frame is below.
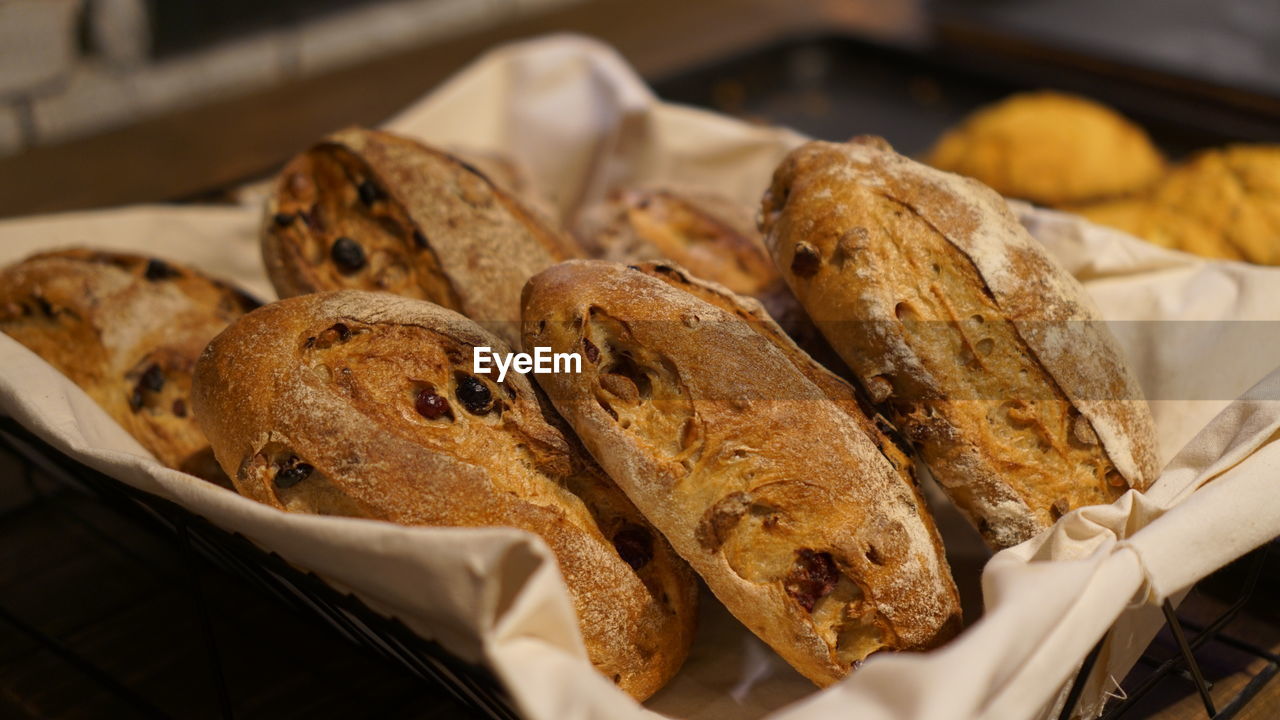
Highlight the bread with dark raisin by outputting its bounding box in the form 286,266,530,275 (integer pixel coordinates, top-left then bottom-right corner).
521,260,961,687
190,290,697,700
261,127,580,348
0,249,260,484
761,138,1159,549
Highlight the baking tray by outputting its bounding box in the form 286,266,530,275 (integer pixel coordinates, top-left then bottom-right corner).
650,33,1280,161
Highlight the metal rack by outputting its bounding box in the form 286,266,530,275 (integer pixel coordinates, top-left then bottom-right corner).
1,415,1275,719
0,417,518,720
1058,544,1276,720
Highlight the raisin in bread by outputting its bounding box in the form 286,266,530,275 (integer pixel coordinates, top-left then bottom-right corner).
262,127,579,348
0,249,260,484
191,290,697,700
522,260,961,687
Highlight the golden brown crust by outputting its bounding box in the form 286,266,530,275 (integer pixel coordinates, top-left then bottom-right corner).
1076,144,1280,265
762,139,1160,549
0,249,259,484
630,261,915,481
577,187,843,370
927,91,1165,206
577,187,780,297
521,260,961,687
191,290,695,700
262,127,580,347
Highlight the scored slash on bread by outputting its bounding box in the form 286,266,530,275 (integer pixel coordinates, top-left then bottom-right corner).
762,137,1160,550
522,260,962,687
190,290,697,700
630,261,916,482
0,249,261,486
262,127,580,349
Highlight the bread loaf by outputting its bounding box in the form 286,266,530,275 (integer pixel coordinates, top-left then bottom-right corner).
191,290,696,700
578,187,841,372
1077,144,1280,265
261,127,580,347
522,260,962,687
448,145,555,219
762,138,1160,549
578,187,779,297
0,249,260,484
926,91,1165,206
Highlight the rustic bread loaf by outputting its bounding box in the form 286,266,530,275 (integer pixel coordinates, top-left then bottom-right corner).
522,260,961,687
261,127,580,348
191,290,696,700
762,138,1160,549
577,187,841,372
0,249,260,484
448,145,556,219
577,187,779,297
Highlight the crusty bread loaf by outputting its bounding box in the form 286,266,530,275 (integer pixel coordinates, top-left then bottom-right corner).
577,187,843,373
448,145,556,219
762,138,1160,549
522,260,962,687
0,249,260,485
261,127,580,348
577,187,779,297
191,290,696,700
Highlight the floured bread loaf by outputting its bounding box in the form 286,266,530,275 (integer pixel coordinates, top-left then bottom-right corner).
522,260,962,687
261,127,579,347
0,249,260,484
762,138,1160,549
191,290,696,700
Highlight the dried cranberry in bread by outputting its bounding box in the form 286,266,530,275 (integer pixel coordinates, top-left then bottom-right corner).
761,138,1159,549
262,127,580,348
191,290,696,700
0,249,260,484
522,260,961,687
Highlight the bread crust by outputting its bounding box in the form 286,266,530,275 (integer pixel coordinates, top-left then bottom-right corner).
762,139,1160,549
262,127,580,347
522,260,961,687
577,187,779,297
630,261,916,481
0,249,259,484
577,187,843,371
191,290,695,700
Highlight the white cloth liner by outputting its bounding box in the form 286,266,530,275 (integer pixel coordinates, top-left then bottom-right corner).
1,34,1277,720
